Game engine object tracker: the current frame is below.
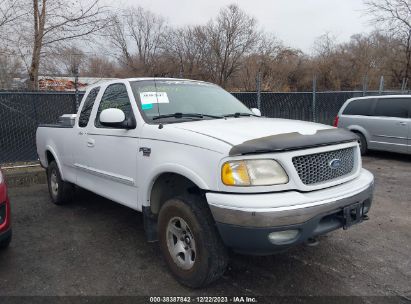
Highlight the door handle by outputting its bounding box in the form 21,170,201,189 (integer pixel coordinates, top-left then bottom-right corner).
397,122,407,126
87,138,95,147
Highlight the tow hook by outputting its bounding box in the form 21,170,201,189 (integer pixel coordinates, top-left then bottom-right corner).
305,238,319,247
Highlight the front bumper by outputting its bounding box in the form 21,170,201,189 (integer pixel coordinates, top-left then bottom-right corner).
206,169,374,255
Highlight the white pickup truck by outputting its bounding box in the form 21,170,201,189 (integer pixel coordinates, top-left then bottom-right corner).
36,78,374,288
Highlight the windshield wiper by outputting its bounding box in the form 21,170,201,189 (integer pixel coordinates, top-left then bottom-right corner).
223,112,257,118
152,113,223,121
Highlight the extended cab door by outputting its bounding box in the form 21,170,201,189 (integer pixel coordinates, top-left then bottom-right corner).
368,98,409,154
81,83,140,209
74,86,101,185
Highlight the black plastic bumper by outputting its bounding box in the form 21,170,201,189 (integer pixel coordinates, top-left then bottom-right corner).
216,198,372,255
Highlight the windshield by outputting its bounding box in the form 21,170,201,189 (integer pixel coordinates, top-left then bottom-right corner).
130,80,253,123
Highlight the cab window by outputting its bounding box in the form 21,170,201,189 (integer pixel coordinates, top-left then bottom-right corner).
78,87,100,127
95,83,135,128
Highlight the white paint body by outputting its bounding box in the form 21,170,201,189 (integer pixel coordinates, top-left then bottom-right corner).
36,78,374,218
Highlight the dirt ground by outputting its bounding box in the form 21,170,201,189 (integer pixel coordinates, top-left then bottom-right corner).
0,151,410,302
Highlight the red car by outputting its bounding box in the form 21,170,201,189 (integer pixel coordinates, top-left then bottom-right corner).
0,169,11,249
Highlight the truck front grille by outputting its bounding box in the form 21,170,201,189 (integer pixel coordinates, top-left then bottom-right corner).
292,147,355,185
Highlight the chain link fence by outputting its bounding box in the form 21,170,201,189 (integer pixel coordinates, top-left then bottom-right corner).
234,91,363,124
233,90,409,125
0,92,82,164
1,90,409,164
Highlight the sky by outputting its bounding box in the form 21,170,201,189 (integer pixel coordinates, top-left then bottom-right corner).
117,0,373,54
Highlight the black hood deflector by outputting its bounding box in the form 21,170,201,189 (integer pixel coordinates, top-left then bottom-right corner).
229,128,359,156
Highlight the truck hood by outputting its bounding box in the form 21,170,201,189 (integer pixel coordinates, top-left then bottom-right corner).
172,117,333,146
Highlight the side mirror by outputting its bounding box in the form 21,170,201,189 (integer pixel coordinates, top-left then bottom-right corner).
99,108,136,129
251,108,262,117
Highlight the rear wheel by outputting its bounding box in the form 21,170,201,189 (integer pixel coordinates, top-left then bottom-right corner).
47,161,74,205
158,194,228,288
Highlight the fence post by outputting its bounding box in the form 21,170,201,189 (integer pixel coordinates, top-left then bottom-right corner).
362,75,368,96
401,78,408,93
312,75,317,122
379,76,384,95
31,95,39,126
256,70,262,110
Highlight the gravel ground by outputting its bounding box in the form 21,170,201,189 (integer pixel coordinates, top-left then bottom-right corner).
0,151,410,301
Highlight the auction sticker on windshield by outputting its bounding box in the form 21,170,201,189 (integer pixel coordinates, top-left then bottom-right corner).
140,92,169,110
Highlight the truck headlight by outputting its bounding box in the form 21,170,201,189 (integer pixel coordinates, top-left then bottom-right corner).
221,160,288,186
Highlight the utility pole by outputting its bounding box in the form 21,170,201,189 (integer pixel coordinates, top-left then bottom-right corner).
70,53,81,111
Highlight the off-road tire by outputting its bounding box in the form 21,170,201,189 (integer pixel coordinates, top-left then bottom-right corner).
47,161,74,205
158,194,228,288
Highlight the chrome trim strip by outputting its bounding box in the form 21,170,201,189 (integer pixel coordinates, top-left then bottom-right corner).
74,163,135,186
370,141,407,147
375,135,407,140
209,183,374,227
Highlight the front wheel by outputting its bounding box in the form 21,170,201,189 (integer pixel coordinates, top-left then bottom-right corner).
158,194,228,288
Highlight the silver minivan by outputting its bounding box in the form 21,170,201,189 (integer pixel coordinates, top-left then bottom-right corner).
336,95,411,155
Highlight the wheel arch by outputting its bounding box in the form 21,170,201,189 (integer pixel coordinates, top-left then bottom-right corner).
44,146,65,180
148,172,205,216
142,169,209,242
347,126,370,143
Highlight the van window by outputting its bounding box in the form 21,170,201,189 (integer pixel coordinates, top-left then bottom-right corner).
78,87,100,127
343,99,375,116
373,98,409,118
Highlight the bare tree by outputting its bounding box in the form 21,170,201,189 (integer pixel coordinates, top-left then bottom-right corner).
0,1,25,88
238,33,282,91
0,0,22,28
109,7,166,75
364,0,411,84
0,53,22,89
312,33,342,90
205,4,260,88
84,56,117,77
127,7,165,70
3,1,407,92
14,0,108,89
41,46,85,76
109,13,134,70
162,26,209,78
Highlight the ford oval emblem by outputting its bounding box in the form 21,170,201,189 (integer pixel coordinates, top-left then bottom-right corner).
329,159,342,169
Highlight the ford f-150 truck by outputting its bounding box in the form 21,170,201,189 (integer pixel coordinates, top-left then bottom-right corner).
36,78,374,288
